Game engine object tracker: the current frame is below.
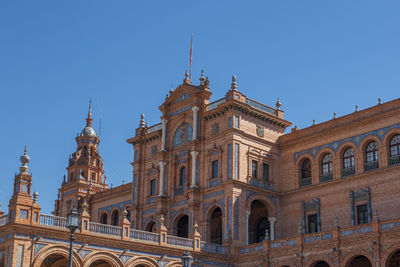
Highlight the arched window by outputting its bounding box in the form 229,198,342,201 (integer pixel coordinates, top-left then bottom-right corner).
389,135,400,160
100,213,108,224
365,141,379,170
145,221,156,232
176,215,189,238
209,207,223,244
179,167,186,186
342,147,355,177
248,200,269,244
111,210,119,226
321,154,332,175
301,159,311,179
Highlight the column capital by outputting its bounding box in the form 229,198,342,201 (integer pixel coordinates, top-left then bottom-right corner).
159,161,167,168
192,106,200,112
161,119,168,124
190,151,199,157
268,217,276,223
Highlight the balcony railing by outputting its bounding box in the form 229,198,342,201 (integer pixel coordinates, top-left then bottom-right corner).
0,215,8,226
342,167,355,177
200,241,227,255
166,235,194,248
320,173,333,183
299,178,312,187
206,98,226,111
39,214,67,229
245,98,276,116
389,155,400,166
148,123,162,133
364,161,379,171
89,222,121,236
174,186,185,195
130,229,160,243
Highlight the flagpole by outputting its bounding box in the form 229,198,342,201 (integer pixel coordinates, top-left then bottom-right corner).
189,33,193,79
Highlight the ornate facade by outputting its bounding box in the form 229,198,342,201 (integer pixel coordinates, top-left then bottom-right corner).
1,71,400,267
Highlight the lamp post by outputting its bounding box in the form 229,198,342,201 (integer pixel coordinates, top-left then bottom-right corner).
67,206,79,267
181,251,193,267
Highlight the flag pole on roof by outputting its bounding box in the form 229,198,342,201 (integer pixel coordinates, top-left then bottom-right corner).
189,33,193,79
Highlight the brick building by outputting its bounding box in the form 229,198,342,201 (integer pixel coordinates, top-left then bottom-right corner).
1,71,400,267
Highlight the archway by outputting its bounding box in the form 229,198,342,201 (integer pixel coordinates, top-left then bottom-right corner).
89,259,113,267
248,200,269,244
346,255,372,267
145,221,156,232
313,261,330,267
387,250,400,267
176,215,189,238
111,210,119,226
209,207,223,244
40,254,68,267
100,213,108,224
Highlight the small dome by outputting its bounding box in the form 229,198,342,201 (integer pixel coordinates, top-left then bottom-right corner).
80,126,97,138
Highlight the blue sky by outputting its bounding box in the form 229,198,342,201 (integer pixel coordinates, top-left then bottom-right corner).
0,1,399,214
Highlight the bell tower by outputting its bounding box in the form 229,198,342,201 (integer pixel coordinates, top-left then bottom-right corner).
54,102,106,217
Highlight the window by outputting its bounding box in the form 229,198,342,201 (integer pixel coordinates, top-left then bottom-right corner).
251,160,258,178
91,173,96,182
307,214,318,234
301,159,311,179
150,179,157,196
390,135,400,157
262,163,269,181
321,154,332,175
100,213,108,224
234,116,239,128
179,167,186,186
343,148,355,169
366,141,378,163
228,117,233,128
356,204,368,225
111,210,119,226
212,160,219,178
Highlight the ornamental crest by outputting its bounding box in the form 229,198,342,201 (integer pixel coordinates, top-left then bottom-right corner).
212,123,219,135
151,145,158,155
303,198,320,212
256,125,264,137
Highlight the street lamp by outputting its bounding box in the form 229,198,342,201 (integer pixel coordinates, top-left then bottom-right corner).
67,206,79,267
181,251,193,267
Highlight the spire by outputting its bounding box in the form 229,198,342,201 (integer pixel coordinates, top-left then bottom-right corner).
199,69,205,85
231,75,238,91
19,146,30,174
276,98,282,110
86,100,93,127
139,114,145,128
184,70,191,84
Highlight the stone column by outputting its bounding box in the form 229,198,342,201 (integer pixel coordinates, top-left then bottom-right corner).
268,217,276,241
192,107,199,140
159,162,166,196
246,210,250,244
190,151,198,188
161,119,168,151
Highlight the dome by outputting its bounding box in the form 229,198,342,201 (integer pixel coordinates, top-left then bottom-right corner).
80,126,97,138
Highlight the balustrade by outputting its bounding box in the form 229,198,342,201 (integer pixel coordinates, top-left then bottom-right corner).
166,235,194,248
89,222,121,236
129,229,159,244
389,155,400,166
365,161,379,171
200,241,227,255
39,214,67,229
342,167,355,177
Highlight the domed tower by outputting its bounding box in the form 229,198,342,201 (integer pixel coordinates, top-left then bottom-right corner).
54,102,106,217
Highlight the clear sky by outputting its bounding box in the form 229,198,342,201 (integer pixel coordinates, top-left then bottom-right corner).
0,1,399,214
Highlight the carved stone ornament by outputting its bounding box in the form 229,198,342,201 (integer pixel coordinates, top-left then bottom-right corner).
151,145,158,155
256,125,264,137
352,187,370,202
303,198,320,212
212,123,219,135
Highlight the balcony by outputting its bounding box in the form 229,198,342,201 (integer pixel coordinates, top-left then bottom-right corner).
299,178,312,187
364,161,379,171
342,167,355,177
174,186,185,196
319,173,333,183
389,155,400,166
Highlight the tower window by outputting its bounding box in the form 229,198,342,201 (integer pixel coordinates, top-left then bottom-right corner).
262,163,269,181
365,141,378,163
234,116,240,128
343,147,355,169
356,204,368,225
179,167,186,186
301,159,311,179
251,160,258,178
307,214,318,234
212,160,219,178
150,179,156,196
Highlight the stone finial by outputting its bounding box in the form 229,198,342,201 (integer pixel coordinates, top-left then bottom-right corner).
313,120,316,126
62,174,66,185
264,229,270,241
169,85,174,95
122,179,125,185
160,214,165,227
19,146,30,174
276,98,282,110
355,105,358,112
333,112,337,119
193,221,199,233
231,75,238,90
334,216,339,228
82,200,88,212
199,69,205,85
33,191,39,204
122,207,128,219
139,114,145,128
205,77,210,88
184,70,191,84
103,174,107,184
378,98,382,105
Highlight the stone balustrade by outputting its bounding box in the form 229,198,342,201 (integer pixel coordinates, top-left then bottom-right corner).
89,221,121,236
166,235,194,248
130,229,159,244
39,214,67,229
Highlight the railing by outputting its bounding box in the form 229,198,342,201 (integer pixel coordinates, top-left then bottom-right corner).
148,123,162,133
342,167,355,177
89,222,121,236
0,215,8,226
320,173,333,183
299,178,312,187
200,241,227,255
174,186,185,195
245,98,276,116
39,214,68,229
364,161,379,171
206,98,226,111
249,178,273,190
389,155,400,166
166,235,194,248
130,229,159,244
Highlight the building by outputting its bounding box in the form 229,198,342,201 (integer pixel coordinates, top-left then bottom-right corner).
1,71,400,267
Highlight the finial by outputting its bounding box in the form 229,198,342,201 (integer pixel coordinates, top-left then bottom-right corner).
82,200,88,212
333,112,336,119
62,174,66,185
355,105,358,112
86,100,93,127
19,145,30,174
184,70,191,84
103,174,107,184
122,179,125,185
193,221,199,233
122,207,128,219
378,98,381,105
111,183,113,188
276,98,282,110
33,191,39,204
146,122,149,128
199,69,205,85
204,76,210,89
264,229,270,241
313,120,316,126
160,214,165,226
139,114,145,128
169,84,174,94
231,75,238,90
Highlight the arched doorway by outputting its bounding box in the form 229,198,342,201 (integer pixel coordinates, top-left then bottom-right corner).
248,200,269,244
209,207,223,244
313,261,330,267
111,210,119,226
145,221,156,232
40,254,69,267
89,259,113,267
176,215,189,238
387,250,400,267
347,255,372,267
100,213,108,224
